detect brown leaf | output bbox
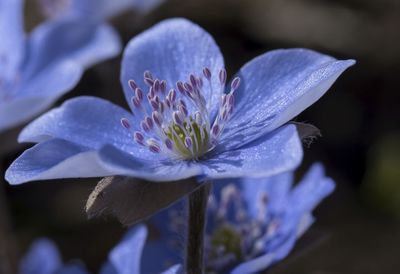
[85,176,199,226]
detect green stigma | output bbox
[165,117,209,159]
[210,224,242,260]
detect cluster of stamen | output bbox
[120,67,241,160]
[205,185,279,272]
[166,184,281,273]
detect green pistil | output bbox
[210,224,242,260]
[165,117,209,159]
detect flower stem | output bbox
[185,182,211,274]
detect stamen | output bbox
[121,68,239,159]
[120,118,131,129]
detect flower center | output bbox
[165,184,281,273]
[204,184,279,272]
[120,68,241,160]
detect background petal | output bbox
[289,162,336,213]
[22,16,120,78]
[222,49,355,147]
[200,124,303,180]
[106,225,147,274]
[121,18,224,116]
[0,0,25,79]
[19,238,62,274]
[160,264,182,274]
[239,171,294,219]
[18,96,157,160]
[0,60,83,132]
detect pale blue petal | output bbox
[5,138,201,185]
[19,238,62,274]
[289,163,335,213]
[121,18,224,117]
[239,172,293,219]
[230,253,274,274]
[0,61,83,132]
[23,16,120,78]
[108,225,147,274]
[5,139,115,185]
[160,264,182,274]
[18,96,157,161]
[222,49,355,148]
[98,144,204,182]
[200,125,302,180]
[0,0,25,79]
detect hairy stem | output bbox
[185,182,211,274]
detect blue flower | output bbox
[148,163,335,274]
[38,0,165,21]
[19,225,181,274]
[6,18,354,185]
[0,0,121,132]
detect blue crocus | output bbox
[38,0,165,21]
[6,18,354,185]
[0,0,121,132]
[147,163,335,274]
[19,225,181,274]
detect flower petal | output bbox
[5,139,114,185]
[107,225,147,274]
[160,265,182,274]
[222,49,355,148]
[230,253,274,274]
[239,171,293,219]
[0,61,83,132]
[121,18,224,116]
[18,96,157,161]
[0,0,25,78]
[200,124,303,180]
[98,144,204,182]
[289,162,335,213]
[22,16,120,78]
[19,238,62,274]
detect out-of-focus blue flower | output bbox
[19,225,181,274]
[0,0,121,132]
[19,238,88,274]
[38,0,165,21]
[148,163,335,274]
[6,18,354,185]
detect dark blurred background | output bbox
[1,0,400,273]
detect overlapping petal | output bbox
[200,124,303,180]
[18,96,156,160]
[121,18,224,117]
[5,138,202,185]
[222,49,355,149]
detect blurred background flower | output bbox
[1,0,400,273]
